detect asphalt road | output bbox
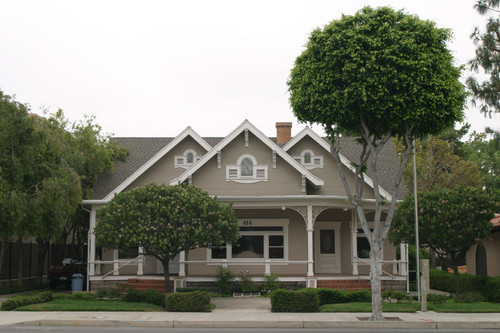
[1,328,500,333]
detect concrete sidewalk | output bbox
[1,310,500,329]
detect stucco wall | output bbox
[467,231,500,277]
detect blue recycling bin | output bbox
[72,273,84,292]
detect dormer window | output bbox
[174,149,200,169]
[226,154,268,183]
[293,150,323,170]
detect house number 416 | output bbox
[243,220,252,226]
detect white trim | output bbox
[170,120,324,187]
[174,149,201,169]
[283,126,392,201]
[103,127,211,200]
[225,154,269,183]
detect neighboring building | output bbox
[466,214,500,277]
[83,120,408,291]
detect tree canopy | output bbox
[287,6,465,320]
[95,183,239,292]
[390,186,499,293]
[467,0,500,116]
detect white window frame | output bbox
[208,219,289,262]
[225,154,269,183]
[174,149,200,169]
[293,149,323,170]
[354,222,383,261]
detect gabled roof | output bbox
[283,127,396,201]
[101,127,211,201]
[170,120,324,187]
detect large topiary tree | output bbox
[287,6,466,320]
[95,183,240,292]
[390,186,498,293]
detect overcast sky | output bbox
[1,0,499,139]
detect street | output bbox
[1,328,499,333]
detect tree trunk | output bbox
[16,237,23,288]
[370,240,384,321]
[162,259,171,293]
[452,265,461,294]
[35,239,49,285]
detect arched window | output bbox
[293,149,324,169]
[304,152,312,164]
[186,152,194,164]
[240,157,254,176]
[174,149,198,168]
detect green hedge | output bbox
[165,291,211,312]
[430,268,487,293]
[316,288,372,305]
[124,289,166,307]
[483,277,500,302]
[1,291,53,311]
[270,288,319,312]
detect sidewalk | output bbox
[1,310,500,329]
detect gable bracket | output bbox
[188,175,192,185]
[272,150,277,168]
[245,129,249,147]
[301,175,306,193]
[217,150,221,169]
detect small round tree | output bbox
[287,6,466,320]
[95,183,239,292]
[390,186,498,293]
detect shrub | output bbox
[216,267,235,295]
[71,292,95,300]
[95,288,122,300]
[382,289,408,301]
[240,275,258,293]
[262,274,281,294]
[124,289,166,307]
[270,288,319,312]
[165,291,211,312]
[1,291,53,311]
[454,292,484,303]
[483,277,500,302]
[176,287,209,293]
[427,293,449,304]
[346,290,371,303]
[430,268,487,293]
[316,288,347,305]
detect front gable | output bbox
[190,131,305,196]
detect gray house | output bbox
[83,120,408,291]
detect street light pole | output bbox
[413,139,420,302]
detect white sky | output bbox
[1,0,499,138]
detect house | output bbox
[82,120,408,291]
[466,214,500,277]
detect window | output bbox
[293,150,323,169]
[174,149,200,169]
[225,154,268,183]
[356,229,372,259]
[210,219,288,261]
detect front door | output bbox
[315,222,341,273]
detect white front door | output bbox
[315,222,341,273]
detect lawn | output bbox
[14,298,163,311]
[320,301,500,313]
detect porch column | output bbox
[400,243,407,276]
[351,211,359,275]
[88,207,97,276]
[179,251,186,277]
[307,205,314,277]
[113,249,119,275]
[137,247,144,275]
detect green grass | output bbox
[320,302,420,312]
[14,298,163,311]
[320,301,500,313]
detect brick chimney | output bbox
[276,122,292,144]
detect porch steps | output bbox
[127,278,174,292]
[316,279,371,291]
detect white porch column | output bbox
[113,249,119,275]
[400,243,407,276]
[307,205,314,277]
[89,207,97,276]
[137,247,144,275]
[179,251,186,277]
[351,211,359,275]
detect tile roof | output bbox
[492,214,500,231]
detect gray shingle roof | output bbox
[90,135,407,200]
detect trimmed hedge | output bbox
[124,289,166,307]
[430,268,487,293]
[483,277,500,302]
[165,291,211,312]
[270,288,319,312]
[1,291,53,311]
